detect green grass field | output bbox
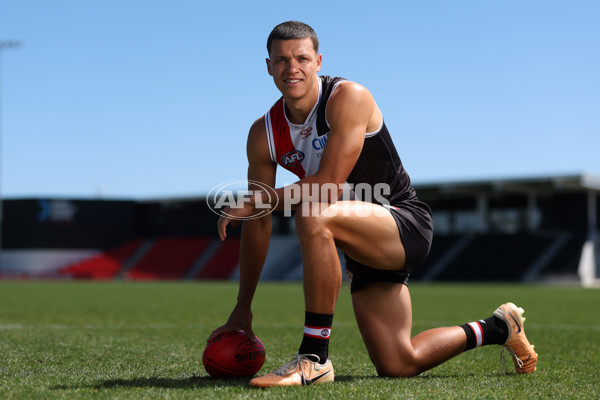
[1,281,599,399]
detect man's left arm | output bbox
[308,81,377,200]
[251,81,378,208]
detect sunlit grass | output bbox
[1,281,598,399]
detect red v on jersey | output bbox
[265,98,307,179]
[264,77,340,181]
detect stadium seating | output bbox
[414,233,565,282]
[58,239,144,280]
[542,230,586,275]
[125,237,212,280]
[32,230,594,283]
[411,234,464,281]
[255,235,303,280]
[193,237,241,280]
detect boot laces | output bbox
[274,354,321,376]
[500,346,524,373]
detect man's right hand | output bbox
[206,303,257,342]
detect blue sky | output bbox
[0,0,598,199]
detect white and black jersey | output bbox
[266,75,420,207]
[264,75,433,275]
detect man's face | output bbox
[267,38,322,100]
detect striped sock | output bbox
[298,311,333,364]
[460,315,509,351]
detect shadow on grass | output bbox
[52,372,492,391]
[52,374,384,391]
[52,375,251,390]
[335,373,485,382]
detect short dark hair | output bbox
[267,21,319,56]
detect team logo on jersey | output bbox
[281,150,305,167]
[299,127,313,139]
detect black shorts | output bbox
[345,198,433,294]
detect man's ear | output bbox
[316,53,322,72]
[266,58,273,76]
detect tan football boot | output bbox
[493,302,538,373]
[249,354,334,387]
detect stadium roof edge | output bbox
[580,173,600,191]
[412,173,600,195]
[3,173,599,203]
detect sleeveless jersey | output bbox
[264,75,418,207]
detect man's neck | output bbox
[284,77,320,124]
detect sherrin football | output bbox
[203,330,266,378]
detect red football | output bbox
[203,331,266,378]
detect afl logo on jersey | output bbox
[281,150,305,167]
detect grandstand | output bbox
[0,174,598,286]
